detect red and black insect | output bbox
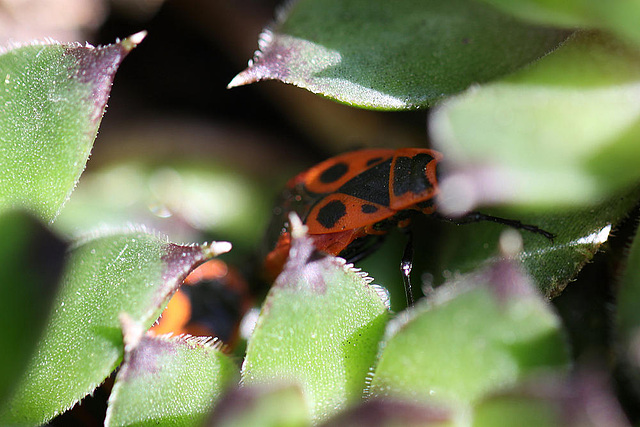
[263,148,552,303]
[151,259,253,347]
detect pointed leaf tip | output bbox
[234,0,569,109]
[227,70,253,89]
[106,330,237,427]
[243,224,388,421]
[0,230,230,425]
[205,241,232,257]
[122,31,147,51]
[0,36,139,221]
[369,262,568,408]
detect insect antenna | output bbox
[436,212,555,241]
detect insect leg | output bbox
[400,230,415,306]
[341,235,386,264]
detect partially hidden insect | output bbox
[151,259,253,346]
[262,148,553,304]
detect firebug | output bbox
[263,148,552,304]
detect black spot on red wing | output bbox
[366,157,384,167]
[361,204,378,214]
[392,153,435,197]
[337,159,391,206]
[319,162,349,184]
[316,199,347,229]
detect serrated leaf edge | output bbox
[0,31,146,56]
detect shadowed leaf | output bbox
[207,384,309,427]
[0,211,66,403]
[472,371,629,427]
[615,218,640,400]
[425,187,637,297]
[360,187,637,305]
[320,399,452,427]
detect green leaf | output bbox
[368,261,569,413]
[0,33,145,222]
[478,0,640,45]
[474,394,560,427]
[54,160,272,246]
[229,0,568,110]
[615,219,640,397]
[320,399,453,427]
[617,222,640,343]
[431,31,640,212]
[359,187,637,302]
[424,187,638,297]
[105,318,238,427]
[0,211,66,403]
[208,385,310,427]
[0,226,231,425]
[472,372,629,427]
[242,226,389,422]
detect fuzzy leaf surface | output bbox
[242,233,389,422]
[230,0,568,110]
[0,33,143,221]
[368,261,569,413]
[0,226,229,425]
[105,331,237,427]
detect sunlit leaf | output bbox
[230,0,568,110]
[0,226,230,425]
[478,0,640,45]
[0,32,145,221]
[432,32,640,212]
[242,225,389,422]
[368,261,569,413]
[105,319,238,427]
